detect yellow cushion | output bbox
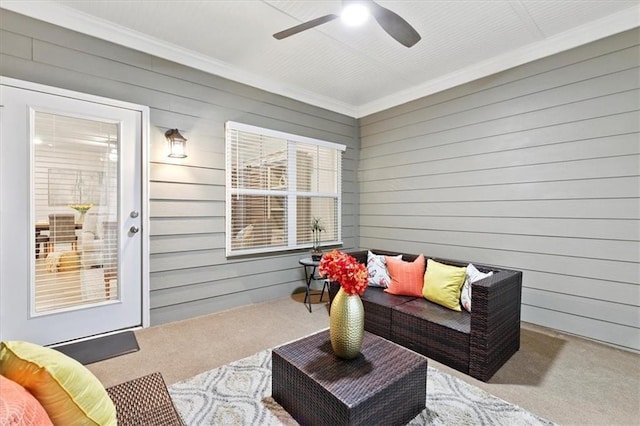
[422,259,467,311]
[58,251,81,272]
[0,341,116,426]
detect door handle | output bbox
[129,226,139,234]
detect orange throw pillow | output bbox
[0,375,53,426]
[384,254,425,297]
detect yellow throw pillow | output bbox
[423,259,467,311]
[0,341,116,426]
[58,250,81,272]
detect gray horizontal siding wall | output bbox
[0,9,359,325]
[359,28,639,351]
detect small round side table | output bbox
[298,257,329,313]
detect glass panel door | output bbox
[0,78,146,346]
[33,112,119,313]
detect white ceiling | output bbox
[2,1,639,118]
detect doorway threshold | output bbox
[53,330,139,365]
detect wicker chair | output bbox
[329,249,523,382]
[106,372,184,425]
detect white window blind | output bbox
[225,121,345,256]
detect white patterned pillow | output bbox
[460,263,493,313]
[367,251,401,287]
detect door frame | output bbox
[0,76,150,333]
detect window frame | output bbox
[225,121,346,257]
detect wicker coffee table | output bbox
[272,329,427,425]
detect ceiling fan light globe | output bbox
[341,3,369,26]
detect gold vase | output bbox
[329,286,364,359]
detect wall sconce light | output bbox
[165,128,187,158]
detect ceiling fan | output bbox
[273,0,421,48]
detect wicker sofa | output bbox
[328,249,523,382]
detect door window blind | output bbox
[33,112,119,313]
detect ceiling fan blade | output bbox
[369,1,421,47]
[273,14,339,40]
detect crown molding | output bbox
[355,4,640,118]
[2,1,638,119]
[0,0,358,117]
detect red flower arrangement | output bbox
[319,250,368,296]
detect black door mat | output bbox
[54,331,139,365]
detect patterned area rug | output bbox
[169,350,555,425]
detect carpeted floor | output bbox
[87,292,640,425]
[168,348,554,426]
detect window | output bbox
[225,121,345,256]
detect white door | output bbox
[0,78,148,346]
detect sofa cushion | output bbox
[361,287,415,340]
[384,254,425,297]
[362,286,415,307]
[460,263,494,313]
[393,297,471,335]
[423,259,467,311]
[367,251,401,287]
